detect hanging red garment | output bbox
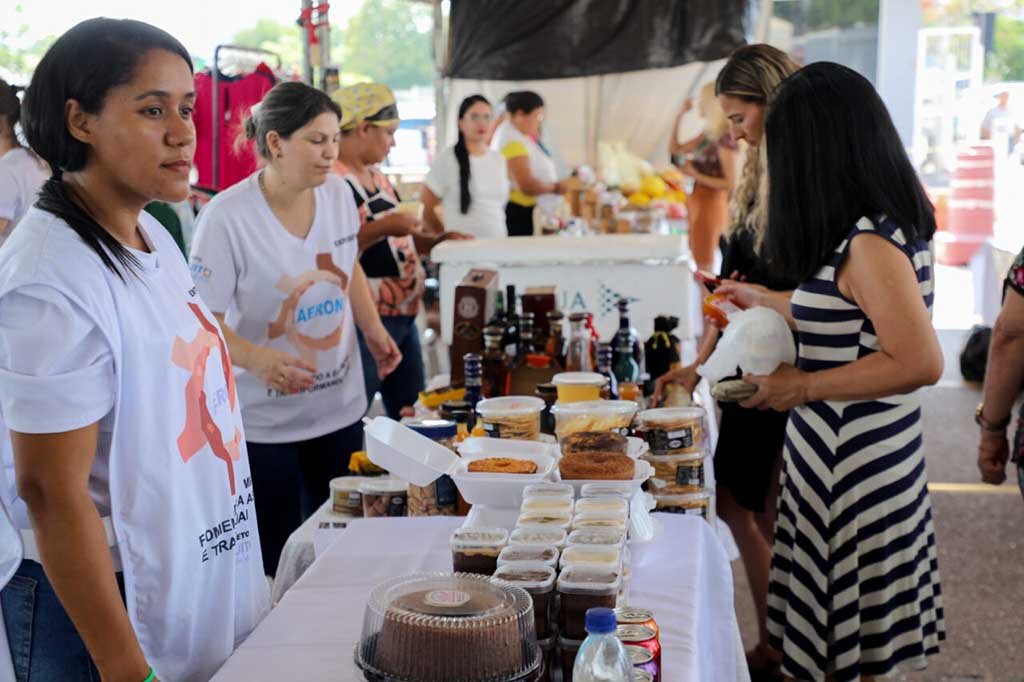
[193,63,276,191]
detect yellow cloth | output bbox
[333,82,397,131]
[501,141,536,207]
[348,450,386,475]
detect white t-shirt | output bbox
[491,120,562,214]
[190,173,366,443]
[0,147,48,246]
[424,146,509,238]
[0,208,269,680]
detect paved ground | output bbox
[729,264,1024,681]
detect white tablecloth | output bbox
[212,514,749,682]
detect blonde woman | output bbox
[655,44,799,678]
[670,82,737,271]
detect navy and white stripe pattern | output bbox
[767,217,945,681]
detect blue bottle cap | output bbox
[584,607,617,635]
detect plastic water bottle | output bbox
[573,607,634,681]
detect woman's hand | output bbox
[249,346,316,394]
[365,326,403,379]
[377,212,422,238]
[740,364,810,411]
[652,364,700,407]
[715,280,769,310]
[679,161,698,178]
[978,429,1010,485]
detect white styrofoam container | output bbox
[458,437,559,460]
[453,452,556,507]
[461,505,520,530]
[556,459,654,497]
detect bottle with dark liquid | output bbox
[565,312,593,372]
[464,353,483,411]
[613,335,641,404]
[511,313,535,370]
[481,326,509,398]
[503,285,519,357]
[611,298,645,374]
[596,342,619,400]
[546,311,567,369]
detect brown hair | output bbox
[715,44,799,237]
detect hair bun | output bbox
[243,113,258,140]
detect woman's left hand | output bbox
[366,327,403,379]
[739,364,810,411]
[679,161,698,178]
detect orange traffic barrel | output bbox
[937,144,995,266]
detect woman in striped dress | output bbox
[717,62,946,680]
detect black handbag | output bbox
[959,324,992,383]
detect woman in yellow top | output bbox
[492,91,567,236]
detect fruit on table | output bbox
[627,192,651,207]
[639,175,667,199]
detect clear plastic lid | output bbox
[559,545,622,571]
[571,512,628,532]
[358,478,409,495]
[475,396,546,418]
[551,372,607,387]
[522,482,575,499]
[516,512,572,530]
[497,544,559,569]
[509,526,567,548]
[520,497,574,516]
[450,528,509,552]
[566,528,626,548]
[636,406,706,429]
[580,482,635,500]
[551,400,639,438]
[653,491,713,508]
[330,476,365,493]
[556,564,621,595]
[354,572,541,682]
[574,496,629,517]
[493,562,557,593]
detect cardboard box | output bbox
[450,269,498,383]
[522,286,557,340]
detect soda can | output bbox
[624,644,660,682]
[617,624,661,675]
[615,607,659,641]
[634,670,654,682]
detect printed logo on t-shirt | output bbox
[267,253,350,366]
[189,259,213,284]
[172,303,243,495]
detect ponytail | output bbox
[454,94,490,216]
[34,171,141,281]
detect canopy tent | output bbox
[434,0,765,169]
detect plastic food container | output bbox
[566,528,626,548]
[653,491,713,519]
[634,407,705,455]
[359,478,409,518]
[329,476,366,516]
[406,420,460,516]
[354,572,540,682]
[558,635,583,680]
[450,528,508,576]
[521,496,574,517]
[497,544,559,570]
[574,496,630,518]
[557,565,621,639]
[552,400,639,440]
[571,512,628,533]
[522,482,575,500]
[580,482,636,500]
[645,451,708,494]
[559,545,623,571]
[552,372,607,403]
[557,457,653,498]
[493,563,557,640]
[475,396,546,441]
[509,526,567,549]
[516,511,572,531]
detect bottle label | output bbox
[483,421,501,438]
[640,427,695,452]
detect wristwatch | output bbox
[975,403,1011,432]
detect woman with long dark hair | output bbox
[654,44,798,677]
[421,95,509,239]
[720,62,945,681]
[0,78,48,245]
[492,91,566,236]
[0,18,268,681]
[189,81,401,578]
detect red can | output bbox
[624,644,660,682]
[617,624,661,677]
[615,607,659,641]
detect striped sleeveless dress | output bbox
[767,217,946,681]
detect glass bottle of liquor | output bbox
[613,335,641,403]
[481,326,509,398]
[464,353,484,410]
[595,342,619,400]
[565,312,594,372]
[512,313,535,369]
[611,298,644,372]
[503,285,519,357]
[546,311,567,369]
[489,290,506,329]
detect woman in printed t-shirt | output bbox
[0,77,49,246]
[0,19,268,681]
[420,95,510,239]
[189,82,401,578]
[334,82,467,420]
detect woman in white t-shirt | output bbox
[0,18,269,682]
[0,78,49,247]
[421,95,509,239]
[189,82,401,578]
